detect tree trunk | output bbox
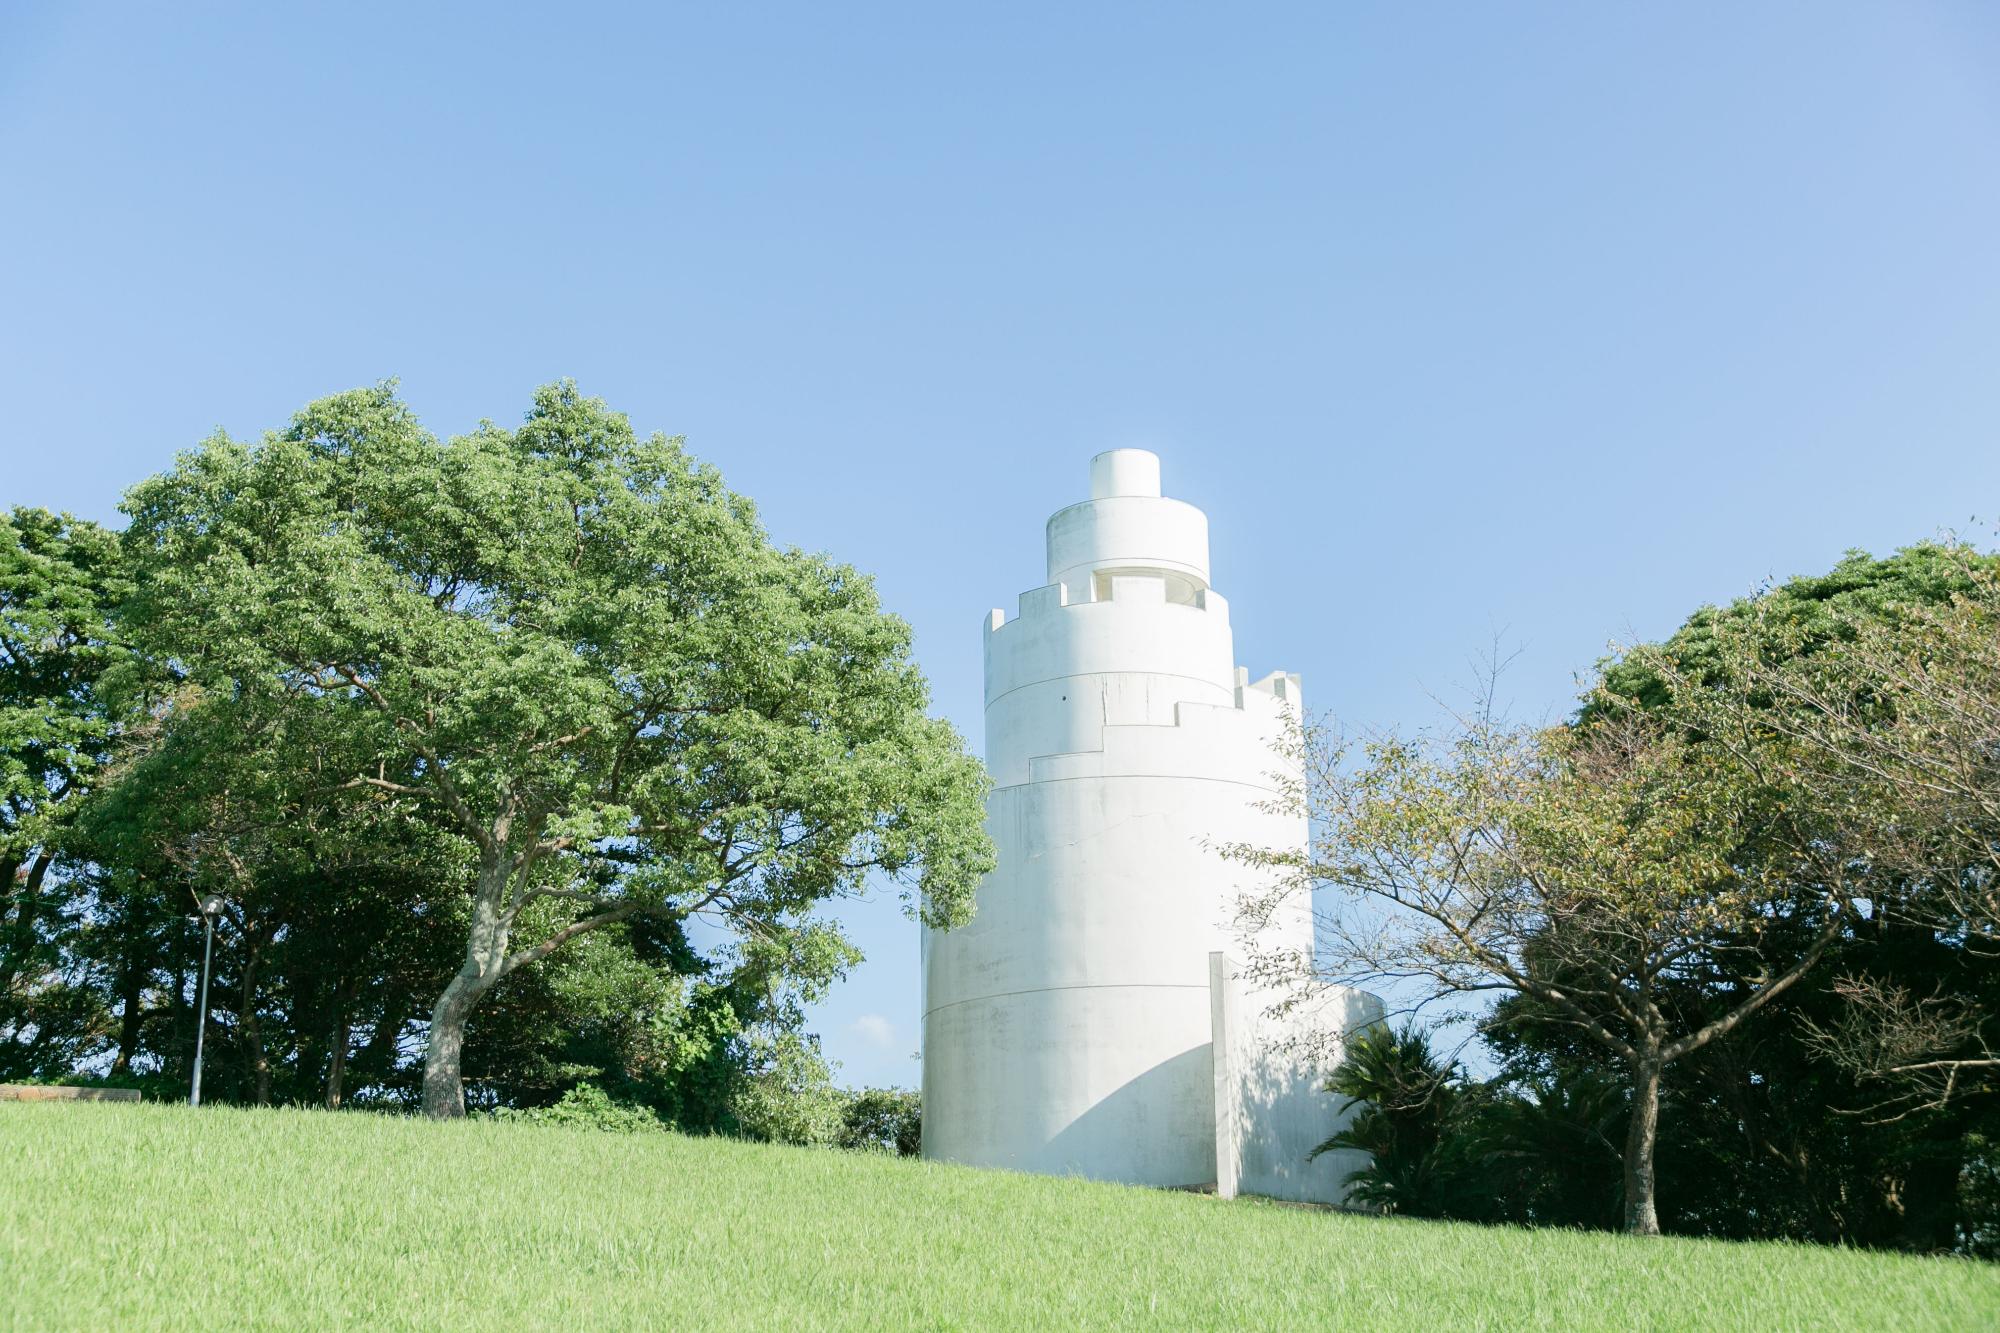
[420,870,511,1119]
[239,924,273,1105]
[169,958,188,1069]
[0,850,53,997]
[112,959,146,1074]
[420,965,497,1117]
[324,974,355,1109]
[1623,1057,1664,1236]
[110,891,151,1075]
[0,855,20,996]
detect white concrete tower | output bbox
[923,449,1371,1199]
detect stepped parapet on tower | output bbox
[922,449,1380,1201]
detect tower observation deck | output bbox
[921,449,1379,1200]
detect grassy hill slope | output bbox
[2,1102,1993,1330]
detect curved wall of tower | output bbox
[922,449,1334,1190]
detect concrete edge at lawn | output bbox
[0,1084,140,1103]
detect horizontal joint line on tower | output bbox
[1043,496,1203,523]
[985,670,1234,709]
[989,773,1285,796]
[923,982,1212,1020]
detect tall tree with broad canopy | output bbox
[1456,544,2000,1249]
[119,382,993,1117]
[79,683,473,1105]
[0,508,126,1073]
[1227,681,1858,1236]
[1638,545,2000,1123]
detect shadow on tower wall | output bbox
[1041,1041,1217,1189]
[1215,953,1381,1205]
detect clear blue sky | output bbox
[4,4,1997,1088]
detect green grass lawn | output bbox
[2,1102,1993,1330]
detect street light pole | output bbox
[189,895,223,1107]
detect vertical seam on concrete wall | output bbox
[1209,950,1238,1201]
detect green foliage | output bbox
[1318,1025,1626,1230]
[839,1086,921,1156]
[118,379,992,935]
[1475,1067,1627,1232]
[1243,542,2000,1239]
[7,1103,1996,1330]
[1591,542,2000,719]
[728,1031,847,1146]
[0,1072,148,1091]
[492,1082,667,1135]
[0,508,124,863]
[1600,543,2000,1248]
[106,380,992,1114]
[1962,1135,2000,1258]
[1315,1026,1474,1217]
[1484,932,1997,1250]
[0,382,989,1127]
[1238,666,1848,1232]
[1426,543,2000,1250]
[0,508,128,1077]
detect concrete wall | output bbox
[1210,953,1381,1204]
[922,449,1374,1200]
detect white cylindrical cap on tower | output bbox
[1047,450,1209,593]
[926,447,1376,1204]
[1089,449,1161,499]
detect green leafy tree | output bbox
[1486,965,1989,1248]
[1314,1024,1625,1228]
[0,509,125,1074]
[1230,676,1854,1235]
[118,382,992,1117]
[462,910,854,1134]
[1726,556,2000,1118]
[1312,1025,1493,1219]
[1468,544,2000,1250]
[75,664,458,1104]
[1475,1066,1628,1230]
[729,1030,848,1146]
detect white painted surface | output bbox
[923,450,1375,1201]
[1089,447,1161,500]
[1210,951,1384,1203]
[1209,951,1241,1200]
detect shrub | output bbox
[839,1088,920,1156]
[494,1083,667,1135]
[729,1034,846,1146]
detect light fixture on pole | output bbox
[189,894,224,1108]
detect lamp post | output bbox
[189,894,223,1107]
